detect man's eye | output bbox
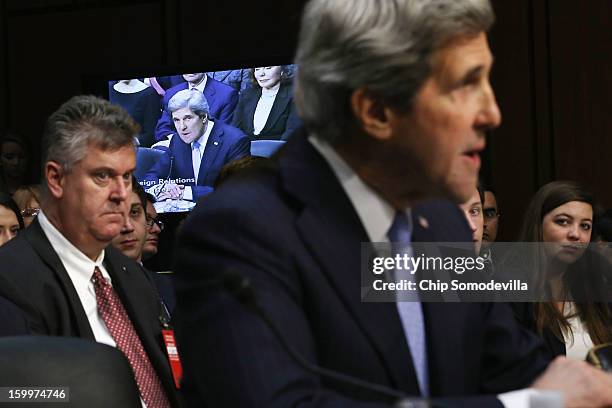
[469,207,481,216]
[483,209,496,218]
[96,172,110,181]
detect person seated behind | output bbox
[142,89,250,204]
[512,181,612,360]
[111,176,148,263]
[154,73,238,141]
[0,132,32,195]
[12,184,42,227]
[109,79,161,148]
[459,184,485,255]
[142,193,163,262]
[483,186,500,244]
[0,193,24,247]
[207,70,252,94]
[231,66,302,141]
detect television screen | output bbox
[105,64,299,214]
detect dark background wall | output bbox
[0,0,610,242]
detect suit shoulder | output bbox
[216,122,248,141]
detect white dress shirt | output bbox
[563,303,594,360]
[189,75,208,93]
[38,210,148,408]
[308,136,560,408]
[38,211,116,347]
[253,83,280,136]
[183,120,215,201]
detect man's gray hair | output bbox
[294,0,494,143]
[42,95,139,172]
[168,89,210,118]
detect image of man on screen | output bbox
[154,72,238,142]
[142,89,249,210]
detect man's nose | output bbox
[122,216,135,234]
[476,81,502,131]
[110,177,129,203]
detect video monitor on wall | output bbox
[104,64,300,214]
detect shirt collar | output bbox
[190,75,208,93]
[37,210,108,289]
[261,82,280,97]
[309,136,411,243]
[191,120,215,150]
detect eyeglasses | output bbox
[21,207,40,218]
[483,208,500,220]
[145,216,164,231]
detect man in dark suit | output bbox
[0,96,179,407]
[143,89,250,203]
[174,1,612,407]
[154,72,238,141]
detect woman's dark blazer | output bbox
[231,82,302,141]
[511,302,566,358]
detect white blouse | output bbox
[563,303,594,360]
[253,83,280,136]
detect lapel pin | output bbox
[418,216,429,230]
[213,141,219,146]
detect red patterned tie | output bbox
[92,267,171,408]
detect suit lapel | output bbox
[281,133,420,393]
[204,79,217,109]
[103,248,176,397]
[243,89,261,134]
[260,84,291,135]
[24,219,95,340]
[198,122,224,184]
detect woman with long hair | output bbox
[513,181,612,359]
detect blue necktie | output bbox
[192,140,202,183]
[387,211,429,396]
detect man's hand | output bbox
[156,182,184,200]
[532,356,612,407]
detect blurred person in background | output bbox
[0,132,32,195]
[512,181,612,359]
[231,66,302,141]
[141,193,163,261]
[0,193,24,246]
[459,184,485,255]
[482,187,500,244]
[12,184,42,227]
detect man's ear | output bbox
[350,88,395,141]
[45,161,65,199]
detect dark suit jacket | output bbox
[173,129,551,407]
[0,295,30,336]
[231,82,302,141]
[0,219,180,407]
[143,121,250,201]
[155,78,239,141]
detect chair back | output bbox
[0,336,141,407]
[250,140,285,158]
[135,147,165,179]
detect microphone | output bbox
[221,269,440,408]
[166,155,175,182]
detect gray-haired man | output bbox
[174,0,612,407]
[0,96,180,407]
